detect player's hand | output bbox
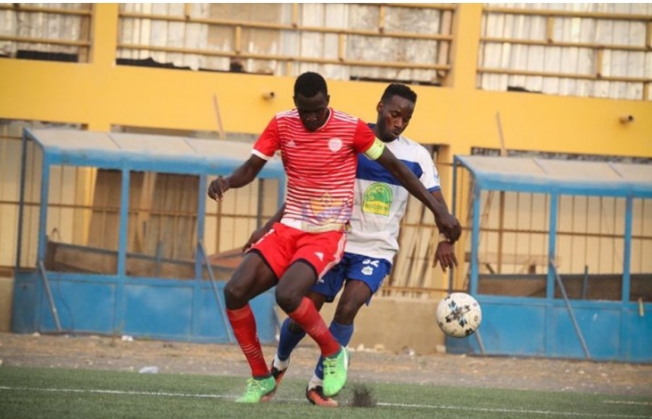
[242,227,268,252]
[207,176,230,201]
[435,213,462,243]
[433,240,458,273]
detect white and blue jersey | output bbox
[346,133,441,263]
[312,131,441,302]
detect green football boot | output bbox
[235,376,276,403]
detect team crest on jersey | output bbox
[328,137,343,152]
[362,183,393,216]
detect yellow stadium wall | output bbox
[1,4,651,351]
[0,4,650,160]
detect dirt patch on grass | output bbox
[1,332,651,397]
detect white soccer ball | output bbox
[436,292,482,338]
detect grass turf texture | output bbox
[0,366,650,419]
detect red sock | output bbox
[226,305,269,378]
[288,297,340,357]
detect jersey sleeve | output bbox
[417,146,441,192]
[252,117,280,160]
[353,119,385,160]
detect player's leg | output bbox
[332,280,373,324]
[224,252,279,310]
[271,290,327,385]
[275,259,347,374]
[307,255,391,406]
[275,261,340,355]
[224,227,288,403]
[277,290,328,362]
[304,280,370,407]
[275,229,349,397]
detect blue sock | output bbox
[315,321,354,380]
[277,317,307,361]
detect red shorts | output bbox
[249,222,346,280]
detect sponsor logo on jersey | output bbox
[307,192,349,224]
[362,183,393,216]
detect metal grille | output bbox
[2,123,281,279]
[116,3,454,83]
[479,3,652,100]
[0,3,92,62]
[454,161,652,302]
[1,121,84,271]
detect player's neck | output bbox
[316,108,331,131]
[371,124,382,140]
[370,123,397,143]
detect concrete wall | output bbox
[278,296,447,356]
[324,297,446,355]
[0,276,14,332]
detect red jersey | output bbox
[253,108,379,232]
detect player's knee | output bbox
[223,282,238,307]
[275,287,301,313]
[223,279,248,308]
[334,299,363,324]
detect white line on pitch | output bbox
[376,402,651,418]
[0,386,231,399]
[0,386,650,419]
[604,401,652,406]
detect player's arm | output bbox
[208,117,280,201]
[207,155,267,201]
[431,190,448,211]
[242,203,286,252]
[430,190,458,272]
[374,147,461,242]
[431,190,452,235]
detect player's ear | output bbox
[325,94,330,105]
[292,96,297,107]
[376,101,383,113]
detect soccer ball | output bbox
[436,292,482,338]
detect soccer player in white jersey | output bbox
[245,83,459,406]
[208,74,461,403]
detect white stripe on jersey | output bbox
[259,108,374,231]
[332,113,358,124]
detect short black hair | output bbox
[380,83,417,104]
[294,72,328,97]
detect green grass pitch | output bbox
[0,366,650,419]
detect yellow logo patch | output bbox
[362,183,392,216]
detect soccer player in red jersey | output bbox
[207,72,461,403]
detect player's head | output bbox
[294,72,330,132]
[375,83,417,143]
